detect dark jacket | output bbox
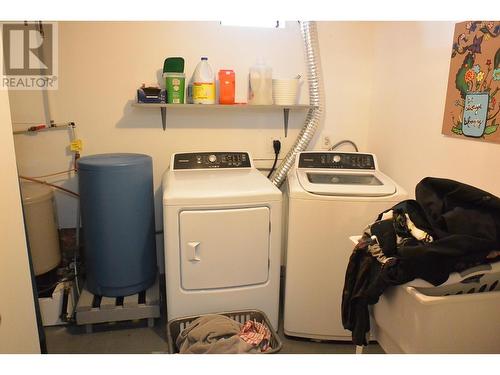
[341,177,500,346]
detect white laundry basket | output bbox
[372,261,500,354]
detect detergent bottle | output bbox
[192,57,215,104]
[248,58,273,105]
[218,69,235,104]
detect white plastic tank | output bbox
[20,182,61,276]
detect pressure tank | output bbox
[78,153,157,297]
[20,182,61,276]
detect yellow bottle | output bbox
[192,57,215,104]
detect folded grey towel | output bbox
[176,314,259,354]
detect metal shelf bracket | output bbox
[160,107,166,130]
[283,108,290,137]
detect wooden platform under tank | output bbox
[75,276,160,333]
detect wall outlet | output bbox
[269,136,283,154]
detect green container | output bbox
[164,72,185,104]
[163,57,185,74]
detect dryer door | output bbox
[179,206,270,290]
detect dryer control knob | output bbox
[333,155,341,163]
[208,154,217,163]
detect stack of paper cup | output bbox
[272,78,300,105]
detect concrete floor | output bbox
[44,316,384,354]
[43,240,383,354]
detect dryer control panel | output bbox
[298,152,376,170]
[173,152,252,170]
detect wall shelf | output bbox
[131,103,314,136]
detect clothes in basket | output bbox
[176,314,272,354]
[239,320,271,352]
[342,177,500,346]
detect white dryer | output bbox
[163,152,282,329]
[284,151,407,340]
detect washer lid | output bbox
[297,169,397,197]
[295,151,397,197]
[163,168,282,205]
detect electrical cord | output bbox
[267,140,282,178]
[329,140,359,152]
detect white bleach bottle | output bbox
[192,57,215,104]
[248,58,273,105]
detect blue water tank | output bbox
[78,153,157,297]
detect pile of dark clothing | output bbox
[341,177,500,346]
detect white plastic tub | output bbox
[372,261,500,354]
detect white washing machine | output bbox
[163,152,282,329]
[284,151,407,340]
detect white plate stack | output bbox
[272,79,300,105]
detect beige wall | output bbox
[315,22,375,150]
[10,21,374,229]
[0,86,41,352]
[368,22,500,196]
[10,21,499,230]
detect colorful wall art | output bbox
[442,21,500,143]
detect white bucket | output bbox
[272,78,300,105]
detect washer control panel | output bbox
[173,152,251,170]
[298,152,376,170]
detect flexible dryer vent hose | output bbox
[270,21,324,188]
